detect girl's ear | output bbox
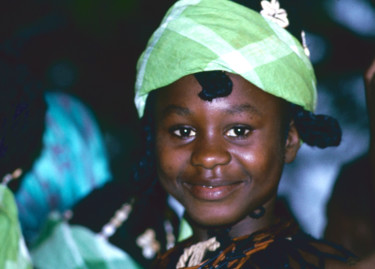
[284,120,301,164]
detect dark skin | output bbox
[365,58,375,186]
[153,73,301,242]
[322,59,375,269]
[342,58,375,269]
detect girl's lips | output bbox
[183,181,244,201]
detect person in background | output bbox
[0,45,139,269]
[324,58,375,261]
[15,87,112,243]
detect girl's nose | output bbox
[190,136,231,169]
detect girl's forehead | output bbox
[156,74,280,102]
[154,73,287,116]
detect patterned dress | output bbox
[153,219,357,269]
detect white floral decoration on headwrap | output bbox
[260,0,289,28]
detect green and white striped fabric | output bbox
[135,0,317,118]
[0,185,32,269]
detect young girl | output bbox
[132,0,356,267]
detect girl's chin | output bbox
[187,212,241,229]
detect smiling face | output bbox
[154,73,300,232]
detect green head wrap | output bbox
[134,0,317,118]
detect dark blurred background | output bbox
[1,0,374,238]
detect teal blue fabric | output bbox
[16,92,112,242]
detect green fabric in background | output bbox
[30,213,142,269]
[0,185,32,269]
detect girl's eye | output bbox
[172,127,196,138]
[226,126,251,137]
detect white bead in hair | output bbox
[301,30,311,58]
[98,201,133,240]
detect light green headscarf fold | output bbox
[135,0,317,118]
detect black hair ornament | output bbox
[291,105,342,149]
[194,71,233,101]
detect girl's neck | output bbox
[190,200,276,242]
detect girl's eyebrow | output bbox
[161,103,262,117]
[225,103,262,116]
[162,105,191,117]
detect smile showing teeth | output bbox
[183,182,244,201]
